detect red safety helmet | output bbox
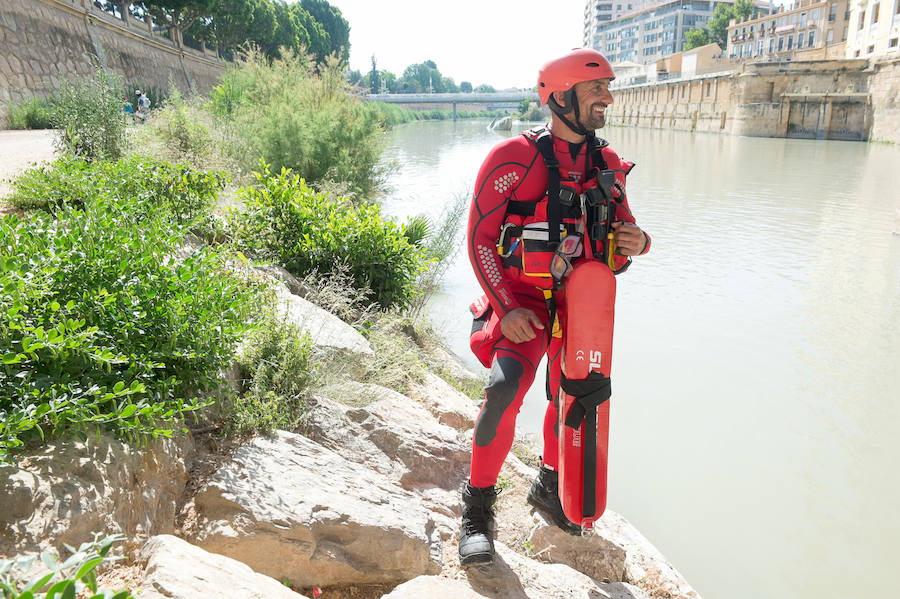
[537,48,615,105]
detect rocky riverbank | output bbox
[0,260,701,599]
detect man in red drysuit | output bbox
[459,48,651,566]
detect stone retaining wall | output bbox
[607,58,899,143]
[0,0,226,123]
[869,57,900,143]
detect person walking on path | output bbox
[459,48,651,566]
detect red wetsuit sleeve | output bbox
[467,138,541,318]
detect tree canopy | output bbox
[133,0,349,62]
[683,27,712,51]
[706,0,760,49]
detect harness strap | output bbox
[533,129,562,245]
[561,372,611,429]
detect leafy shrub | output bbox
[231,163,425,310]
[52,67,129,161]
[6,97,54,130]
[148,87,213,163]
[0,533,133,599]
[208,49,388,198]
[0,195,265,463]
[6,155,226,225]
[227,316,316,436]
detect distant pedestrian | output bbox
[123,95,134,124]
[135,89,150,122]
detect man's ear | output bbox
[552,90,567,108]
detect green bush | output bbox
[0,533,133,599]
[52,67,129,161]
[6,97,54,130]
[149,87,214,164]
[227,317,316,436]
[6,155,226,226]
[208,49,388,198]
[231,163,425,310]
[0,193,265,463]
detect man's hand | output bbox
[500,308,545,344]
[612,222,647,256]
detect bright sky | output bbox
[324,0,587,90]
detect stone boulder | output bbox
[343,385,471,490]
[136,534,309,599]
[408,371,480,431]
[189,430,441,587]
[304,391,404,481]
[463,541,650,599]
[381,575,485,598]
[0,434,192,557]
[274,283,372,358]
[527,520,627,583]
[593,511,700,599]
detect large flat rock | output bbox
[190,430,441,587]
[0,434,192,557]
[137,535,310,599]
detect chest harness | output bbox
[496,126,632,295]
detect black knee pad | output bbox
[474,356,524,447]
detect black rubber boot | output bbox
[526,466,582,535]
[458,483,497,566]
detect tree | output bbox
[136,0,216,46]
[707,0,758,50]
[399,61,446,93]
[380,71,398,93]
[300,0,350,62]
[460,81,472,93]
[368,55,380,93]
[346,69,363,86]
[684,27,711,51]
[474,84,496,93]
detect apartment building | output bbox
[584,0,754,66]
[846,0,900,58]
[725,0,851,61]
[583,0,654,46]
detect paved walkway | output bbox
[0,129,56,204]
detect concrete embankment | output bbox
[607,57,900,143]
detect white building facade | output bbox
[846,0,900,58]
[583,0,748,66]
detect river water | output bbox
[376,120,900,599]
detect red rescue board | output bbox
[557,260,616,530]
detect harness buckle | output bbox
[496,222,518,258]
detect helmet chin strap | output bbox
[549,88,589,137]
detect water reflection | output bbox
[378,120,900,599]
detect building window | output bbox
[770,38,775,53]
[778,36,784,51]
[758,39,765,54]
[808,30,815,46]
[897,0,900,15]
[890,38,899,48]
[799,33,805,48]
[854,49,860,57]
[787,35,793,50]
[827,29,834,44]
[828,2,837,22]
[858,10,865,29]
[706,82,711,97]
[811,8,819,21]
[800,12,807,24]
[843,27,847,41]
[872,3,879,23]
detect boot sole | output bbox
[459,551,494,567]
[526,488,582,536]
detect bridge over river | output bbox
[364,92,539,119]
